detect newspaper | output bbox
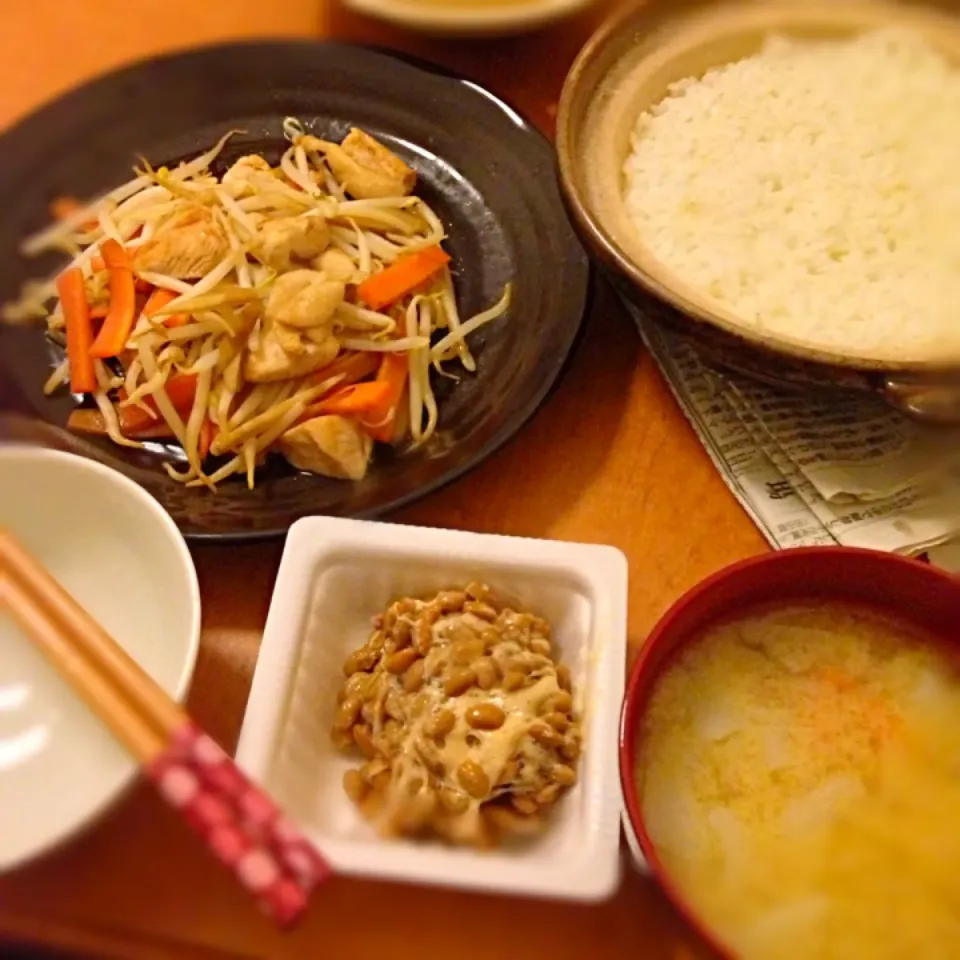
[627,303,960,561]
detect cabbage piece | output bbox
[692,693,747,742]
[733,895,829,959]
[780,774,865,835]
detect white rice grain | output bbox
[622,29,960,362]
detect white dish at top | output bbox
[235,516,627,901]
[341,0,595,36]
[0,446,201,872]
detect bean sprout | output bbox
[4,119,510,488]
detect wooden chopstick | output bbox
[0,527,331,926]
[0,565,167,759]
[0,528,178,760]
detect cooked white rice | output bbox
[622,29,960,362]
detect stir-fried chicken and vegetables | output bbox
[4,121,510,487]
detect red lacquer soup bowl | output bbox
[618,547,960,958]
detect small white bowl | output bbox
[236,516,627,901]
[0,446,200,871]
[341,0,596,36]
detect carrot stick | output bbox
[300,381,391,420]
[67,408,175,439]
[198,418,217,460]
[90,303,109,320]
[65,372,198,439]
[116,373,198,433]
[90,240,136,358]
[357,246,451,311]
[56,268,96,394]
[90,254,152,295]
[293,353,383,426]
[142,288,176,315]
[160,373,198,412]
[50,197,82,221]
[119,405,162,434]
[143,288,187,328]
[50,196,98,232]
[311,352,380,387]
[360,353,408,443]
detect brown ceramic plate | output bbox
[0,42,589,539]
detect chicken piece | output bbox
[255,216,330,272]
[272,320,304,354]
[295,134,326,152]
[318,128,416,200]
[264,269,344,329]
[222,155,272,196]
[244,269,343,382]
[277,415,373,480]
[313,247,358,283]
[304,324,337,345]
[243,321,339,383]
[133,208,229,278]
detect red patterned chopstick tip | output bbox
[147,721,331,926]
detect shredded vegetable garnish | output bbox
[3,120,510,487]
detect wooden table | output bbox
[0,2,767,957]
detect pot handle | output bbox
[882,376,960,424]
[621,810,650,873]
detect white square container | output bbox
[235,516,628,901]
